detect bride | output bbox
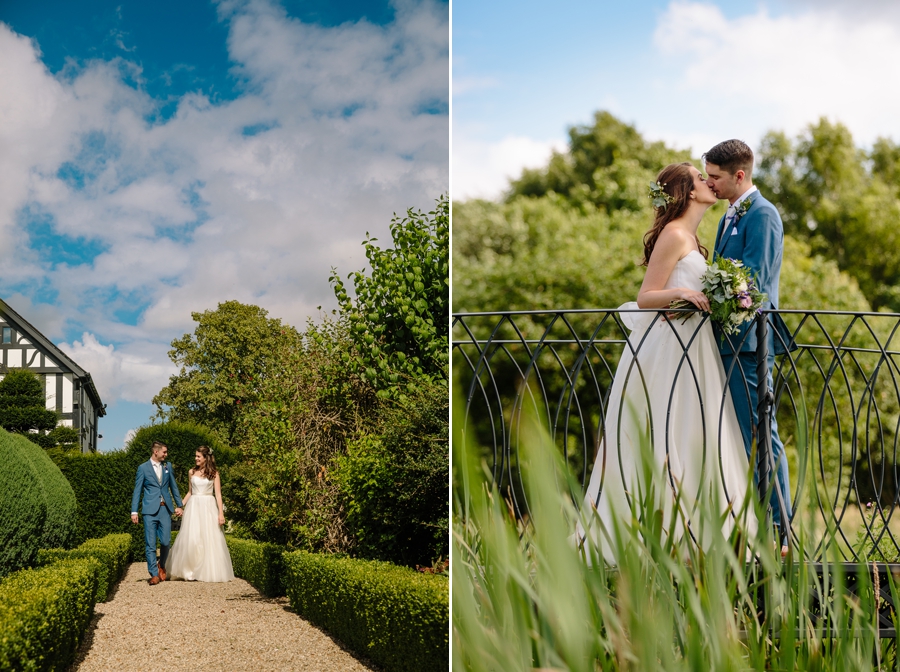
[576,162,757,559]
[168,445,235,582]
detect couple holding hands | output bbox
[130,441,234,584]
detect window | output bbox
[2,328,11,344]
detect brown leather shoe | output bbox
[158,566,167,581]
[149,575,161,585]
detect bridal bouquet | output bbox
[669,256,767,335]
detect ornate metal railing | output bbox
[453,308,900,564]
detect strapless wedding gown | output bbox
[576,250,757,559]
[168,475,234,582]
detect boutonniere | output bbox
[733,196,752,222]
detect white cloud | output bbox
[59,333,177,405]
[453,133,565,201]
[652,2,900,148]
[0,0,448,406]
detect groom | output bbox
[131,441,183,585]
[704,139,793,540]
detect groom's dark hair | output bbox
[150,441,167,453]
[703,140,753,176]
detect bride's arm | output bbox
[637,231,710,311]
[182,469,193,507]
[213,473,225,527]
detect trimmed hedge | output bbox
[226,536,285,597]
[37,533,132,602]
[0,428,77,577]
[0,557,100,671]
[50,421,234,558]
[283,550,448,672]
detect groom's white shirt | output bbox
[724,184,758,224]
[131,457,164,515]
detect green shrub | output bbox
[0,557,100,671]
[37,533,131,602]
[50,420,234,558]
[283,550,448,672]
[226,536,285,597]
[333,381,448,567]
[0,428,77,577]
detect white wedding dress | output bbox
[576,250,757,560]
[168,474,235,582]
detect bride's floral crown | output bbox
[648,181,675,209]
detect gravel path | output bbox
[70,562,379,671]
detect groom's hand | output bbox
[131,513,139,524]
[175,507,184,517]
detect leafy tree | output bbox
[756,118,900,310]
[226,316,375,552]
[47,426,80,452]
[509,111,693,212]
[152,301,301,442]
[330,195,448,400]
[0,369,58,447]
[333,381,448,566]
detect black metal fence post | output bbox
[755,314,773,529]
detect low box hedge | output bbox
[226,536,285,597]
[283,550,448,672]
[0,557,100,671]
[37,533,132,602]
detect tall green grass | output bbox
[452,401,898,671]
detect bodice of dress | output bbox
[190,475,214,496]
[664,250,706,292]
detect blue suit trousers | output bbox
[722,352,792,533]
[143,503,172,577]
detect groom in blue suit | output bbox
[131,441,183,584]
[704,139,793,543]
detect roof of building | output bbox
[0,298,106,416]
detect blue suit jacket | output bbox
[713,189,794,356]
[131,460,184,516]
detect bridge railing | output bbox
[453,308,900,562]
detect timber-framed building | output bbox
[0,299,105,453]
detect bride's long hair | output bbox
[641,162,709,266]
[195,445,218,480]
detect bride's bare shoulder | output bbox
[656,224,694,256]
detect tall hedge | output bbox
[0,428,77,577]
[50,421,234,557]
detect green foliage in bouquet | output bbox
[671,256,767,335]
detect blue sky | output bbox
[0,0,448,450]
[453,0,900,198]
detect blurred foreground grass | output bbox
[452,400,900,671]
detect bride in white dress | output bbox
[576,162,757,560]
[168,445,234,582]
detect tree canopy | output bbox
[152,300,301,442]
[330,195,449,400]
[756,117,900,311]
[509,111,693,212]
[0,369,59,447]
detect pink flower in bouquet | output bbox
[738,292,753,308]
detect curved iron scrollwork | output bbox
[453,308,900,562]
